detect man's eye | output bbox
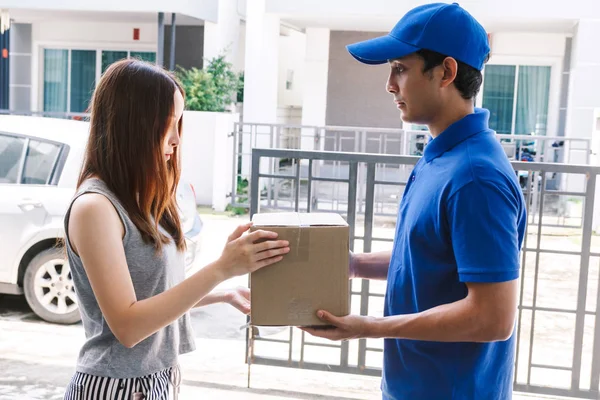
[395,66,404,73]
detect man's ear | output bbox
[440,57,458,88]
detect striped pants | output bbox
[64,366,181,400]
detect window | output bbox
[101,51,156,73]
[482,65,551,136]
[22,140,61,185]
[482,65,515,134]
[514,66,551,136]
[0,134,25,184]
[70,50,97,113]
[43,49,68,113]
[43,49,157,113]
[101,51,127,73]
[130,51,156,64]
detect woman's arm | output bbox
[69,194,288,348]
[194,287,251,314]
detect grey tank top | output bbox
[64,178,196,378]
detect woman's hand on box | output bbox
[217,223,290,279]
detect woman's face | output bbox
[163,89,184,162]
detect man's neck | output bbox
[427,102,475,138]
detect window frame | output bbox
[37,44,157,113]
[476,54,561,138]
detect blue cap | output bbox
[346,3,490,71]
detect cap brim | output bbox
[346,35,420,65]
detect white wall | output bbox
[276,106,302,125]
[277,29,306,107]
[488,32,566,58]
[32,20,158,46]
[3,0,219,22]
[180,111,238,211]
[203,0,242,66]
[592,108,600,233]
[237,22,305,109]
[30,20,158,111]
[266,0,600,23]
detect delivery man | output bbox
[302,3,527,399]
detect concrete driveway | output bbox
[0,212,576,400]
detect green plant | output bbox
[236,72,244,103]
[176,67,218,111]
[226,204,248,216]
[224,177,250,216]
[176,53,243,112]
[237,176,249,192]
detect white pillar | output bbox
[180,111,238,211]
[241,0,280,182]
[202,0,241,66]
[565,19,600,194]
[565,19,600,232]
[201,0,243,205]
[301,28,330,151]
[242,0,279,123]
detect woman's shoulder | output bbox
[70,192,122,230]
[67,192,125,255]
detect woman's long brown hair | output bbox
[78,59,186,253]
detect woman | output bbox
[63,59,289,399]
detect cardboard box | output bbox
[250,212,350,327]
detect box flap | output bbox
[251,212,300,226]
[298,213,348,226]
[252,212,347,227]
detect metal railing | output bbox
[0,109,90,120]
[248,148,600,399]
[232,123,591,228]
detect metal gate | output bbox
[247,148,600,399]
[231,122,591,222]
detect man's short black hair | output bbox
[415,49,489,100]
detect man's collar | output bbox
[423,108,490,162]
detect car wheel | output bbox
[23,248,81,324]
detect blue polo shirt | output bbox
[382,108,526,400]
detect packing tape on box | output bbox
[251,221,310,261]
[285,226,309,263]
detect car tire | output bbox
[23,248,81,324]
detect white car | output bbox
[0,115,203,324]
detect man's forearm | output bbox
[365,296,514,342]
[352,251,392,280]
